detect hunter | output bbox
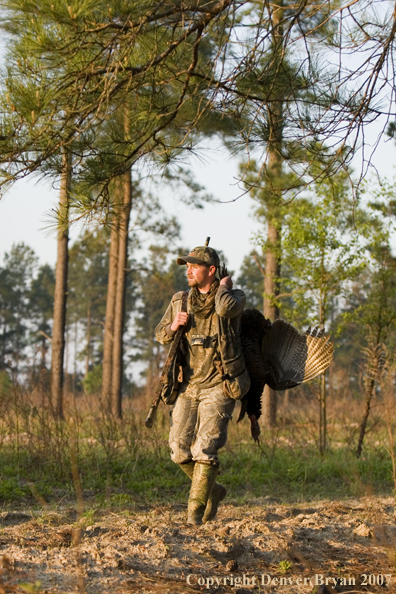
[155,246,250,525]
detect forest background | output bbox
[0,0,396,510]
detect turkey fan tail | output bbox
[261,319,308,390]
[304,327,328,360]
[302,329,334,383]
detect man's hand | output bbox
[170,312,189,332]
[220,275,233,289]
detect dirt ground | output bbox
[0,496,395,594]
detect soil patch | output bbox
[0,496,395,593]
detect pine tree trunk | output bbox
[40,336,47,369]
[111,170,132,418]
[262,223,279,428]
[319,372,326,454]
[101,207,120,411]
[51,150,71,420]
[264,222,279,321]
[64,328,69,395]
[356,378,375,458]
[84,302,91,380]
[261,0,284,429]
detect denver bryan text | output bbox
[186,573,362,589]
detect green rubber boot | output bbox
[178,461,195,480]
[202,482,227,523]
[187,462,218,526]
[179,461,226,523]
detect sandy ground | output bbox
[0,496,395,594]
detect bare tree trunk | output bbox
[72,320,78,393]
[51,150,71,420]
[264,222,280,321]
[64,327,69,396]
[319,373,326,454]
[262,225,279,427]
[101,210,120,411]
[84,302,91,380]
[262,130,282,429]
[261,0,284,429]
[40,336,47,370]
[112,169,132,418]
[318,262,328,454]
[262,384,278,427]
[356,378,375,458]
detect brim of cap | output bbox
[176,256,208,265]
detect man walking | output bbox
[155,245,250,525]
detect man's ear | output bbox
[209,265,217,277]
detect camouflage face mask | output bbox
[189,280,220,318]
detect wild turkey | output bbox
[239,308,334,441]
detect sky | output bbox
[0,142,263,275]
[1,126,396,277]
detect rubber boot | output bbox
[179,461,227,523]
[202,482,227,523]
[178,461,195,480]
[187,462,218,526]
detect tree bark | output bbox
[318,277,327,453]
[111,169,132,418]
[264,222,280,320]
[262,224,279,427]
[356,378,375,458]
[319,372,326,454]
[101,203,120,411]
[84,302,91,380]
[261,0,284,429]
[51,150,71,420]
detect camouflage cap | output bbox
[177,246,220,268]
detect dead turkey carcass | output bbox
[239,308,334,441]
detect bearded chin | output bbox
[187,278,199,287]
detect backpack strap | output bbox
[181,291,189,312]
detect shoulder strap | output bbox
[181,291,189,313]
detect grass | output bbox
[0,386,394,509]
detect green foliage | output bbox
[336,177,396,371]
[0,242,39,372]
[131,245,188,382]
[274,173,370,328]
[29,263,55,371]
[0,371,11,395]
[279,561,292,573]
[82,364,102,395]
[0,0,233,201]
[67,228,109,373]
[19,582,42,594]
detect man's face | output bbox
[186,263,215,289]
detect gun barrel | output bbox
[145,405,157,428]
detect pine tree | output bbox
[132,246,189,399]
[51,151,71,419]
[67,228,109,381]
[29,263,55,374]
[0,243,37,374]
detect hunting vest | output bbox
[216,310,251,400]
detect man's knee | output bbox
[169,428,194,464]
[170,446,192,465]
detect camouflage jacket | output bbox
[155,285,250,400]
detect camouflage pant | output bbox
[169,383,236,466]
